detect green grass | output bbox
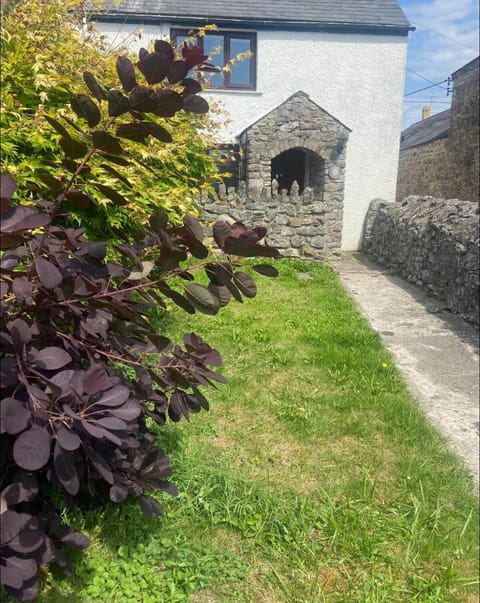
[37,259,478,603]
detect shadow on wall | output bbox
[361,196,480,327]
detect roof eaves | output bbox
[93,12,414,35]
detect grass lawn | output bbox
[36,259,478,603]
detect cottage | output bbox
[94,1,413,254]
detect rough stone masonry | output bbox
[362,196,480,326]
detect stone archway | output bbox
[238,91,350,254]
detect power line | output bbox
[404,79,449,96]
[404,100,451,104]
[406,67,448,90]
[411,20,479,51]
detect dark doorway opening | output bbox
[271,148,307,192]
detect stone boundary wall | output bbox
[198,180,341,260]
[396,138,449,202]
[362,196,479,326]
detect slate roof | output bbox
[97,1,413,33]
[400,110,450,151]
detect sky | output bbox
[397,0,479,130]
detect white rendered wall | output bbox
[96,22,408,250]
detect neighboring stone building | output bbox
[396,56,479,203]
[93,0,413,255]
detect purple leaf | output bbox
[34,347,72,370]
[53,546,73,576]
[116,56,137,93]
[92,130,123,155]
[71,94,101,128]
[0,357,20,389]
[8,529,45,554]
[94,183,128,206]
[7,318,32,349]
[94,385,130,407]
[83,71,107,101]
[107,89,130,117]
[0,480,37,506]
[12,276,33,300]
[107,399,141,421]
[138,494,163,518]
[83,365,111,395]
[168,60,188,84]
[1,206,50,233]
[154,40,175,62]
[1,398,31,435]
[56,426,81,451]
[181,78,202,98]
[84,447,114,484]
[81,420,122,445]
[109,484,129,503]
[233,271,257,298]
[137,52,170,85]
[60,532,90,550]
[95,416,127,431]
[212,221,231,250]
[35,257,63,289]
[1,172,16,200]
[184,283,220,315]
[54,441,79,495]
[154,481,179,497]
[1,556,37,589]
[13,426,52,471]
[151,89,183,117]
[140,121,172,143]
[251,264,279,277]
[3,576,39,601]
[183,94,209,114]
[0,511,32,545]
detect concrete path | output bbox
[329,252,479,493]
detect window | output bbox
[171,29,256,90]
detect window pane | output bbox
[230,38,252,85]
[203,34,225,87]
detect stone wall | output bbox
[239,91,349,254]
[396,57,479,203]
[199,180,339,260]
[396,138,449,202]
[446,57,480,202]
[362,196,479,326]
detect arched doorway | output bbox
[271,148,325,197]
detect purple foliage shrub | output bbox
[0,40,279,600]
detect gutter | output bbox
[92,13,414,36]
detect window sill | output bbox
[204,89,263,96]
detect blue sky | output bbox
[397,0,479,130]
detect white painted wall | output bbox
[96,21,408,250]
